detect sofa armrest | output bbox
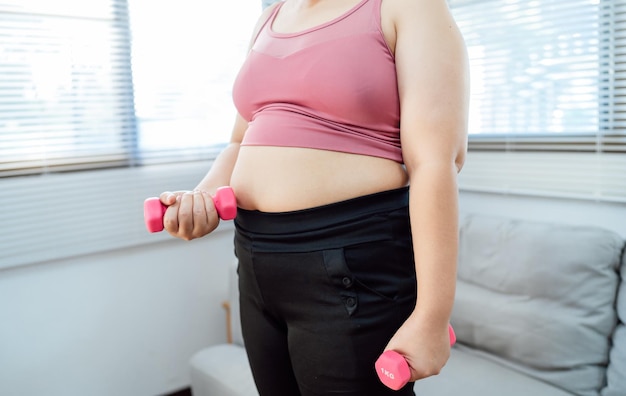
[190,344,258,396]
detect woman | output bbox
[159,0,469,394]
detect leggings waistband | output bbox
[234,187,410,252]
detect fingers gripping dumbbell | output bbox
[375,324,457,391]
[143,186,237,233]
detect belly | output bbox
[230,146,409,212]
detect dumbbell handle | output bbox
[375,324,456,391]
[143,186,237,233]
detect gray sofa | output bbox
[190,214,626,396]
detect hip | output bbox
[234,185,417,318]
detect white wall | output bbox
[0,226,236,396]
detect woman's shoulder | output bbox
[382,0,463,52]
[246,1,283,48]
[382,0,453,26]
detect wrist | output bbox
[408,304,453,328]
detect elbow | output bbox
[454,133,468,173]
[455,151,466,173]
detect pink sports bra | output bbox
[232,0,402,163]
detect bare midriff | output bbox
[230,145,408,212]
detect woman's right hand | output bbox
[159,190,221,240]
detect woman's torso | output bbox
[230,0,407,212]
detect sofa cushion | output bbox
[453,214,624,396]
[413,345,573,396]
[601,250,626,396]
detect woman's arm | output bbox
[193,114,248,192]
[159,3,281,240]
[159,116,247,241]
[384,0,469,381]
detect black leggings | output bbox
[234,187,417,396]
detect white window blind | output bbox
[0,0,255,177]
[0,0,135,177]
[0,0,258,270]
[449,0,626,201]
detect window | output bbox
[129,0,258,165]
[455,0,602,137]
[448,0,626,201]
[0,0,259,269]
[0,0,135,177]
[1,0,624,269]
[0,0,258,177]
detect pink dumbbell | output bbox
[143,186,237,233]
[375,324,457,391]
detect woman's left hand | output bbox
[383,312,451,382]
